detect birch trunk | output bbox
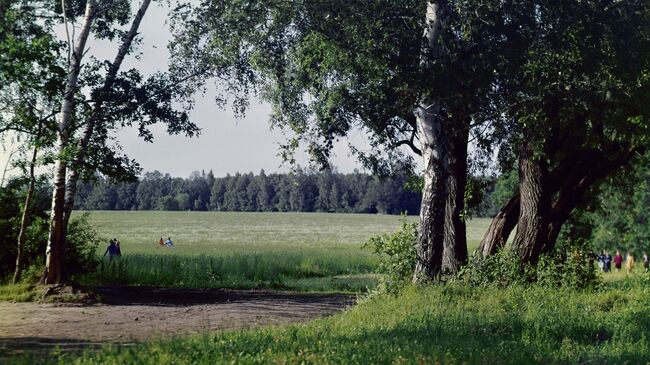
[63,0,152,230]
[412,1,449,282]
[43,0,96,284]
[413,103,448,281]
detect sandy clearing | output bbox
[0,287,354,358]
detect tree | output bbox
[169,0,515,278]
[477,1,650,266]
[1,0,64,283]
[41,0,200,283]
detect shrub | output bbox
[532,239,600,288]
[459,248,525,287]
[63,213,102,281]
[364,218,418,292]
[460,239,600,289]
[0,178,49,281]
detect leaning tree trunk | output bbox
[43,0,96,284]
[13,121,42,284]
[476,194,520,258]
[511,142,551,265]
[542,147,636,253]
[63,0,152,231]
[441,119,469,273]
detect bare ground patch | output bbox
[0,286,354,359]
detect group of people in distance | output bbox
[103,238,122,260]
[158,237,174,248]
[103,237,174,259]
[594,250,649,274]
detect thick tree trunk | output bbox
[412,1,449,282]
[13,124,41,284]
[477,194,520,258]
[43,0,96,284]
[542,147,636,253]
[441,120,468,273]
[511,143,551,265]
[63,0,152,229]
[413,102,448,281]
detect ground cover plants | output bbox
[10,277,650,365]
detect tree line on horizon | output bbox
[73,169,422,214]
[72,168,520,217]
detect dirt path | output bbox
[0,287,354,358]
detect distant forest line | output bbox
[73,169,513,217]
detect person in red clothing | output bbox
[613,250,623,272]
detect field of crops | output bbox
[79,211,491,291]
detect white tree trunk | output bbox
[64,0,152,228]
[44,0,96,284]
[412,2,449,282]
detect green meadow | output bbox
[7,212,650,364]
[79,211,490,292]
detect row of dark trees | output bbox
[74,169,422,214]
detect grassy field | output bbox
[79,211,491,292]
[13,277,650,365]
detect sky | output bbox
[0,2,371,180]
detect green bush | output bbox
[460,239,600,289]
[0,178,49,281]
[364,218,418,292]
[532,239,600,288]
[63,213,102,281]
[0,177,101,283]
[459,248,525,287]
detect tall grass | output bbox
[17,278,650,365]
[76,212,490,291]
[83,249,378,292]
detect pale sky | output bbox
[0,2,371,180]
[109,3,371,178]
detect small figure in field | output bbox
[103,239,119,260]
[115,238,122,256]
[158,237,164,247]
[604,251,612,273]
[643,252,649,273]
[597,250,605,271]
[613,250,623,272]
[587,250,595,271]
[165,237,174,248]
[625,251,635,274]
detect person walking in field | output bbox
[643,252,649,273]
[165,237,174,248]
[614,250,623,272]
[115,239,122,256]
[103,240,119,260]
[597,251,605,271]
[158,237,165,246]
[604,251,612,273]
[625,251,635,274]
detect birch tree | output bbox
[42,0,199,283]
[169,0,515,279]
